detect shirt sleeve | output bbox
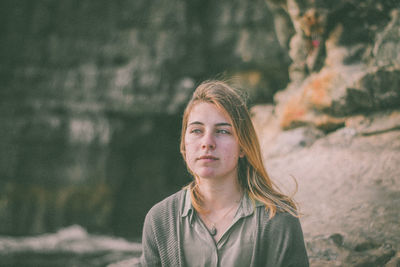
[138,210,162,267]
[260,212,309,267]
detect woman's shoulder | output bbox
[145,190,185,222]
[257,207,303,232]
[255,208,309,266]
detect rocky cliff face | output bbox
[0,0,399,266]
[0,0,288,238]
[251,0,400,265]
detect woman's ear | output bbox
[239,148,245,158]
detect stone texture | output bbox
[373,9,400,68]
[0,225,141,267]
[0,0,289,238]
[250,0,400,265]
[274,0,400,131]
[253,120,400,266]
[346,110,400,136]
[204,0,292,103]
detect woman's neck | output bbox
[197,177,242,211]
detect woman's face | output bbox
[184,102,243,182]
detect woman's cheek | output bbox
[185,142,195,165]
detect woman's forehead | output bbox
[187,102,232,124]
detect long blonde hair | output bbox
[180,80,298,218]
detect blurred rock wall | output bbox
[0,0,289,237]
[251,0,400,265]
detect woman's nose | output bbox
[201,133,216,150]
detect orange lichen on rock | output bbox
[303,71,335,110]
[280,95,308,129]
[279,70,344,131]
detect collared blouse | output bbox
[181,189,263,266]
[139,189,309,267]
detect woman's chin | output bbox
[195,170,217,180]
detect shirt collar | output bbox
[181,188,264,220]
[236,191,264,218]
[182,188,193,218]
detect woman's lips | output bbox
[197,155,218,162]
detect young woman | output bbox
[139,81,309,266]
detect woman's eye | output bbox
[217,129,231,134]
[190,129,202,134]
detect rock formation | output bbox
[251,0,400,265]
[0,225,142,266]
[0,0,288,238]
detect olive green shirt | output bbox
[139,190,309,267]
[182,189,263,266]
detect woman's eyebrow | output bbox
[188,121,232,127]
[215,122,232,127]
[188,121,204,126]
